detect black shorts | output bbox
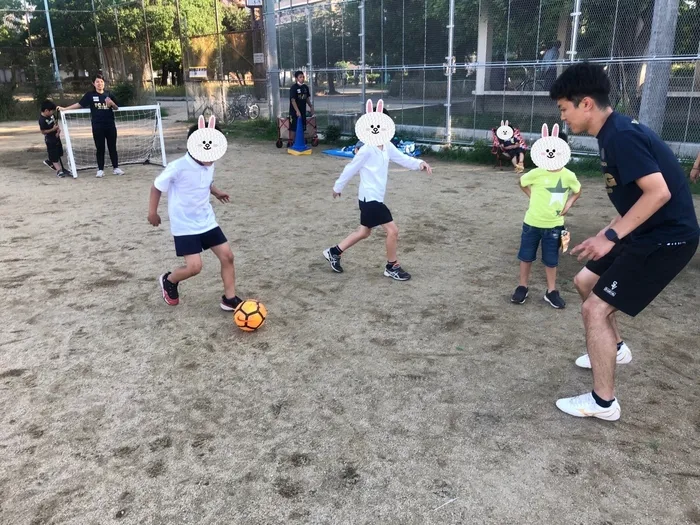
[290,113,307,133]
[173,226,228,257]
[359,199,393,229]
[587,238,698,317]
[503,147,524,158]
[46,141,63,163]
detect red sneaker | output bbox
[159,273,179,305]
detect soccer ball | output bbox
[233,300,267,332]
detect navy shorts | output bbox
[359,199,393,229]
[174,226,227,257]
[517,223,563,268]
[46,141,63,163]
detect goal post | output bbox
[60,104,167,178]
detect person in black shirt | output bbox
[549,63,699,422]
[38,100,70,178]
[59,73,124,178]
[289,70,314,145]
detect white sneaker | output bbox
[575,342,632,369]
[96,170,104,178]
[113,167,124,175]
[556,392,621,421]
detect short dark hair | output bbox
[41,99,56,112]
[558,131,568,143]
[188,121,223,138]
[92,72,105,83]
[549,62,611,108]
[294,70,304,79]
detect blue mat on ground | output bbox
[322,141,422,159]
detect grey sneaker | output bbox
[384,263,411,281]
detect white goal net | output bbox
[60,105,167,178]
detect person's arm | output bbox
[57,102,81,111]
[105,92,118,110]
[606,173,670,239]
[40,124,59,135]
[690,152,700,183]
[333,145,369,197]
[519,171,534,197]
[386,142,430,172]
[290,87,300,116]
[306,86,314,114]
[560,173,582,215]
[148,186,162,226]
[560,189,581,215]
[210,184,229,203]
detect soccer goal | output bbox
[60,105,167,178]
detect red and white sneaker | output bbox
[159,272,179,306]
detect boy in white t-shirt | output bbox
[148,116,242,311]
[323,100,432,281]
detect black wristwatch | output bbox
[604,228,620,244]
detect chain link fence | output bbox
[267,0,700,157]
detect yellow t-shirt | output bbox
[520,167,581,228]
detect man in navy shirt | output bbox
[549,63,699,422]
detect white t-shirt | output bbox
[153,154,218,236]
[333,142,423,202]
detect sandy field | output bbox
[1,109,699,525]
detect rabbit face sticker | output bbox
[187,115,228,163]
[355,99,395,147]
[530,123,571,171]
[496,120,514,141]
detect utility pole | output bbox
[42,0,63,91]
[264,0,280,120]
[174,0,192,118]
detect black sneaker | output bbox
[159,272,179,306]
[511,285,529,304]
[56,170,67,178]
[43,159,55,171]
[544,290,566,309]
[384,263,411,281]
[323,248,343,273]
[220,295,243,312]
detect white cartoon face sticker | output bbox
[355,99,395,147]
[530,123,571,171]
[187,115,228,163]
[496,120,514,141]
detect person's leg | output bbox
[574,267,623,343]
[581,294,619,400]
[518,261,532,287]
[92,125,106,171]
[541,228,565,308]
[338,226,372,251]
[169,253,203,283]
[545,266,557,292]
[106,124,118,168]
[381,221,398,263]
[210,242,236,300]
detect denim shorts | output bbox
[517,223,563,268]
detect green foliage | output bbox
[324,125,341,143]
[111,82,137,106]
[0,85,18,121]
[221,118,278,141]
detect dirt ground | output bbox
[1,108,699,525]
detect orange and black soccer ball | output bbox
[233,300,267,332]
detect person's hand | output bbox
[333,191,341,199]
[560,205,571,216]
[570,235,615,262]
[148,212,161,226]
[105,97,115,108]
[214,191,230,203]
[296,111,301,117]
[691,167,700,183]
[419,162,432,175]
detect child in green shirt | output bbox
[511,126,581,308]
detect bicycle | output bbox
[226,94,261,122]
[510,66,546,92]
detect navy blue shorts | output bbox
[517,223,563,268]
[359,199,393,229]
[174,226,227,257]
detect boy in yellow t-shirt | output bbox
[511,132,581,308]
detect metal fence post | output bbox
[42,0,63,91]
[359,0,366,108]
[264,0,280,120]
[444,0,455,146]
[306,5,313,107]
[568,0,582,63]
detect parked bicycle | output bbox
[226,94,261,122]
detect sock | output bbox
[591,390,614,408]
[617,341,624,351]
[330,245,343,256]
[386,260,397,269]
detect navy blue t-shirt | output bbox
[597,112,699,244]
[79,90,117,126]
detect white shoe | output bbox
[575,342,632,369]
[96,170,104,178]
[113,167,124,175]
[556,392,621,421]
